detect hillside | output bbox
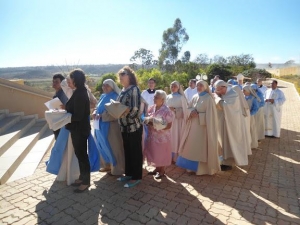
[0,64,127,79]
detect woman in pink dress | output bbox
[144,90,174,179]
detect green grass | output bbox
[275,75,300,95]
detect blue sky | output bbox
[0,0,299,67]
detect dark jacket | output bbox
[65,87,91,136]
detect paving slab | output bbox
[0,80,300,225]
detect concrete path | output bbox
[1,80,299,225]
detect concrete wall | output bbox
[0,78,52,118]
[266,66,300,77]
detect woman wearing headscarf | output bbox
[92,79,125,176]
[177,80,220,175]
[242,85,260,149]
[144,90,174,179]
[166,81,188,163]
[250,84,265,141]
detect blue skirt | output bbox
[176,156,198,171]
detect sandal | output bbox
[124,180,141,188]
[117,176,132,182]
[154,173,165,179]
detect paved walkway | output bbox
[1,80,300,225]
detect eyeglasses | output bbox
[119,70,128,76]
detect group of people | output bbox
[46,67,286,193]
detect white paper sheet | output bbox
[93,119,100,130]
[44,97,63,110]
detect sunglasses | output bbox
[119,71,128,76]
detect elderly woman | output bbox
[177,80,220,175]
[243,85,260,149]
[251,84,265,141]
[92,79,125,176]
[166,81,188,163]
[144,90,174,179]
[65,69,91,193]
[116,66,143,188]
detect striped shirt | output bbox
[118,85,142,133]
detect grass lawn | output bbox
[275,75,300,95]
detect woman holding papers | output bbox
[46,69,99,193]
[144,90,174,179]
[116,66,143,188]
[92,79,125,176]
[64,69,91,193]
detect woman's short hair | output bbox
[53,73,65,82]
[148,78,156,83]
[154,90,167,102]
[69,69,86,88]
[118,66,138,86]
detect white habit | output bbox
[184,87,198,103]
[264,88,286,137]
[141,89,155,107]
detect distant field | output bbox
[24,76,100,93]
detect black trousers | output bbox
[121,127,143,180]
[70,131,90,185]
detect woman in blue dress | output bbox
[92,79,125,176]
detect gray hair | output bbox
[154,90,167,102]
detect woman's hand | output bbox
[169,107,176,112]
[92,112,101,120]
[121,108,130,118]
[60,105,65,110]
[188,110,198,120]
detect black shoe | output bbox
[147,171,158,175]
[74,185,90,193]
[71,182,82,187]
[221,165,232,171]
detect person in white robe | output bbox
[184,79,197,104]
[231,85,252,155]
[242,85,260,149]
[166,81,188,163]
[177,80,220,175]
[214,80,249,170]
[141,78,156,107]
[264,80,286,138]
[257,78,268,97]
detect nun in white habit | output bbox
[214,80,249,169]
[166,81,188,162]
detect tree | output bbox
[206,63,232,81]
[181,51,191,63]
[226,54,255,68]
[226,54,256,75]
[130,48,154,69]
[242,68,272,81]
[158,18,189,71]
[212,55,227,65]
[95,73,118,94]
[284,60,295,65]
[194,53,210,67]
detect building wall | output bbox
[266,66,300,77]
[0,78,52,118]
